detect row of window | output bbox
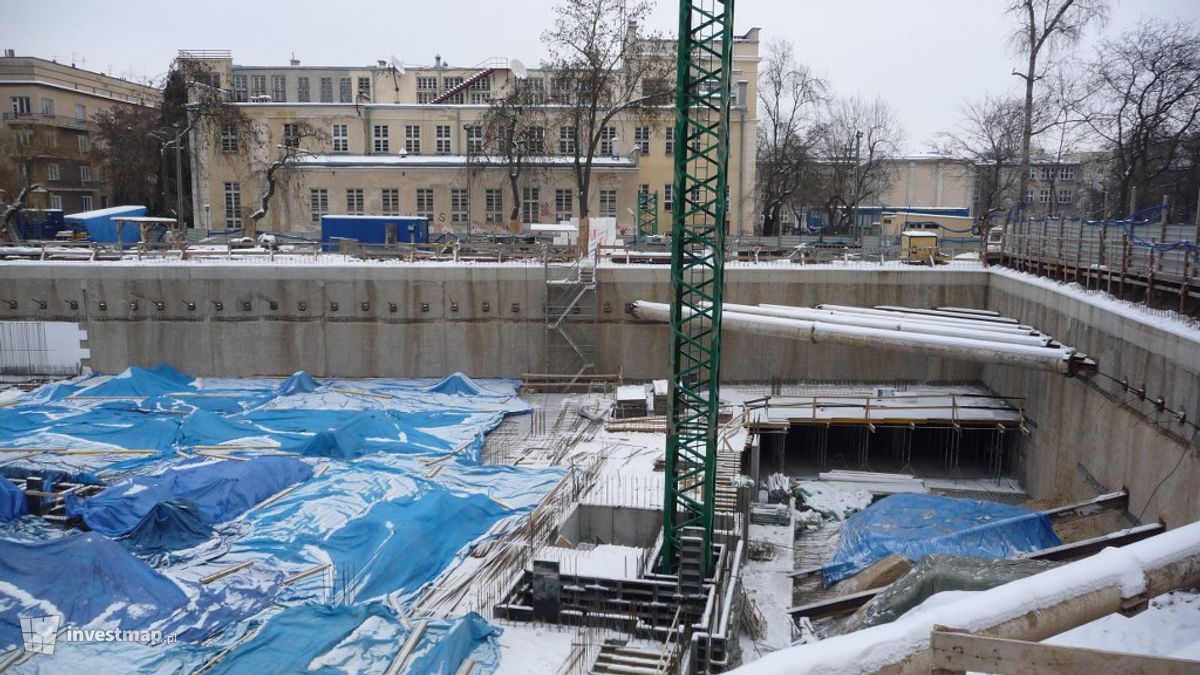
[9,128,90,152]
[42,163,94,182]
[10,96,89,123]
[1029,166,1076,181]
[37,194,92,211]
[222,121,676,157]
[1026,188,1075,204]
[219,183,621,226]
[233,74,372,103]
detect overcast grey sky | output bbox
[8,0,1199,150]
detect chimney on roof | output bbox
[435,54,442,68]
[3,49,14,58]
[290,52,300,66]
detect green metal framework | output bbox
[661,0,735,577]
[637,191,660,242]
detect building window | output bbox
[46,163,59,181]
[436,125,451,154]
[525,77,545,103]
[40,97,54,117]
[665,127,675,155]
[485,189,503,224]
[465,125,483,154]
[1026,189,1034,203]
[80,195,93,211]
[1039,188,1052,203]
[442,77,464,104]
[357,77,371,100]
[405,125,421,154]
[250,75,266,98]
[634,127,650,155]
[310,188,328,224]
[49,194,62,211]
[600,126,616,156]
[373,125,390,153]
[346,188,364,214]
[77,135,89,153]
[1040,167,1054,181]
[1058,189,1073,204]
[224,182,242,227]
[339,77,352,103]
[558,126,576,154]
[298,77,311,102]
[1059,167,1075,181]
[527,126,545,154]
[639,183,649,195]
[80,165,91,182]
[451,188,469,224]
[320,77,333,103]
[381,188,400,216]
[272,75,287,102]
[44,130,56,147]
[221,123,238,152]
[663,184,674,210]
[10,96,30,115]
[470,92,490,105]
[417,77,436,104]
[522,187,540,224]
[1028,167,1038,180]
[599,189,617,218]
[332,124,348,153]
[282,123,300,148]
[554,188,573,222]
[416,188,434,220]
[232,76,247,101]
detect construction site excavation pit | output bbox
[1,262,1199,674]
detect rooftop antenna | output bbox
[509,58,528,80]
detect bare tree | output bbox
[813,96,903,236]
[1007,0,1108,204]
[244,122,325,239]
[0,127,51,242]
[1084,19,1200,214]
[92,105,162,208]
[938,96,1025,223]
[543,0,670,249]
[471,79,549,233]
[756,39,825,237]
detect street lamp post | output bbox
[852,130,862,245]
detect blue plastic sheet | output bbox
[0,533,188,650]
[68,456,314,536]
[120,500,214,553]
[822,493,1061,586]
[0,478,28,522]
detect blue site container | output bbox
[10,209,65,240]
[64,205,147,244]
[320,215,429,250]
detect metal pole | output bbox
[853,130,862,245]
[174,125,185,228]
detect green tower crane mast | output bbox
[661,0,735,577]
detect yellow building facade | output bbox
[183,31,759,236]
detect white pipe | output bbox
[874,305,1021,325]
[735,520,1200,675]
[766,304,1037,336]
[723,303,1052,348]
[632,301,1082,375]
[813,304,1036,332]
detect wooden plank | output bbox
[200,561,254,585]
[384,621,426,675]
[282,562,331,586]
[1043,491,1129,524]
[787,588,881,618]
[929,627,1200,675]
[1026,523,1164,562]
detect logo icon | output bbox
[20,615,61,655]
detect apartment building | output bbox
[0,51,161,214]
[181,30,759,236]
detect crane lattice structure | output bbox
[637,191,659,242]
[661,0,735,578]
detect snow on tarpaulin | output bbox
[68,456,314,536]
[204,604,500,675]
[75,364,196,398]
[298,410,457,459]
[822,493,1061,586]
[0,478,28,522]
[277,370,321,396]
[427,372,502,397]
[0,532,187,650]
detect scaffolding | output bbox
[543,252,598,385]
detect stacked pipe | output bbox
[630,302,1095,376]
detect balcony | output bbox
[2,112,92,131]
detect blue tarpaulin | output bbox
[0,533,188,649]
[68,456,314,536]
[822,493,1061,586]
[121,500,214,553]
[0,478,27,522]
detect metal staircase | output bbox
[544,253,598,384]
